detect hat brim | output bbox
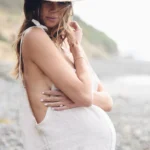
[44,0,81,2]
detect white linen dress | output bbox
[18,19,116,150]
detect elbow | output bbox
[105,104,113,112]
[104,96,113,112]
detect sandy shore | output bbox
[0,58,150,150]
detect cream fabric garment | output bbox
[18,19,116,150]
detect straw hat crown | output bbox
[24,0,82,11]
[25,0,81,2]
[44,0,80,1]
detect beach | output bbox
[0,58,150,150]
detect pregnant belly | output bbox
[36,105,116,144]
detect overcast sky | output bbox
[74,0,150,61]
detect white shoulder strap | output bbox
[31,19,48,31]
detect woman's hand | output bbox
[69,21,83,43]
[40,89,80,111]
[67,21,83,50]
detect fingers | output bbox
[44,101,64,107]
[41,96,73,105]
[69,21,81,31]
[41,98,74,111]
[41,96,61,102]
[40,89,76,111]
[51,105,68,111]
[52,103,78,111]
[42,90,65,97]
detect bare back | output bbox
[21,31,75,124]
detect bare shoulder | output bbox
[23,27,49,48]
[22,27,55,58]
[24,27,47,39]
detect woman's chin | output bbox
[45,21,58,29]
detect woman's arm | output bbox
[40,43,113,111]
[41,82,113,112]
[92,91,113,112]
[23,27,93,107]
[72,42,113,111]
[92,80,113,111]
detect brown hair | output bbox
[11,0,73,79]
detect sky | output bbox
[73,0,150,61]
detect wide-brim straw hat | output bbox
[44,0,82,2]
[25,0,82,3]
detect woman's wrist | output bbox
[70,43,84,58]
[74,56,84,64]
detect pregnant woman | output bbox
[12,0,116,149]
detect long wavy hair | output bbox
[11,0,74,79]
